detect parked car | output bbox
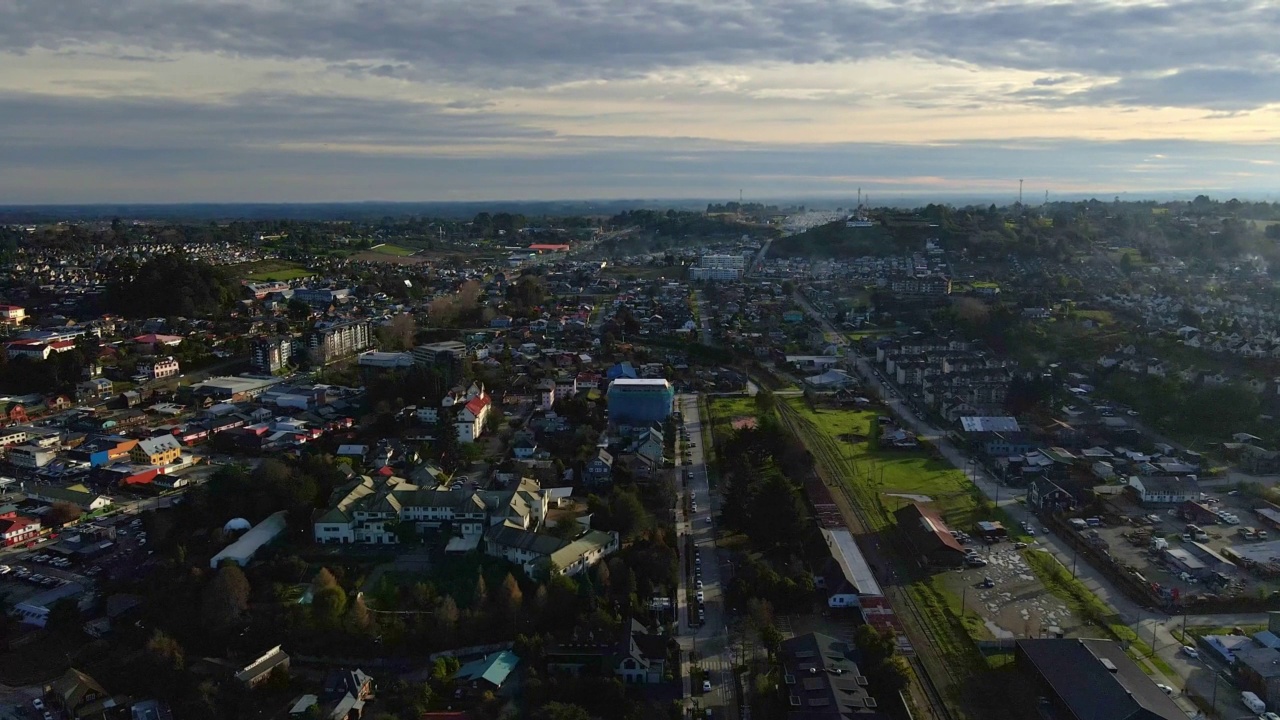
[1182,646,1199,659]
[702,680,712,692]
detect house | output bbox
[1127,475,1199,505]
[0,515,41,546]
[1015,639,1185,720]
[324,668,374,701]
[1026,477,1080,513]
[130,435,182,466]
[234,645,291,688]
[635,428,664,468]
[27,484,112,512]
[456,390,493,443]
[77,378,114,402]
[453,650,520,696]
[147,357,180,380]
[46,668,118,720]
[512,436,538,459]
[538,379,556,410]
[547,619,667,684]
[778,633,882,720]
[583,449,613,487]
[894,503,967,567]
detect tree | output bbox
[346,595,375,635]
[201,565,250,630]
[1119,251,1134,275]
[536,702,591,720]
[494,573,523,626]
[313,586,348,628]
[45,502,82,527]
[146,629,186,672]
[473,572,489,610]
[45,598,82,636]
[287,299,312,321]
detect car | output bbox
[696,592,705,602]
[0,565,10,574]
[980,577,995,588]
[44,712,54,720]
[696,580,703,589]
[33,698,44,711]
[702,680,712,692]
[1182,646,1199,659]
[966,558,987,567]
[1013,542,1028,550]
[1156,684,1174,696]
[706,517,713,525]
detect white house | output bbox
[1127,475,1199,505]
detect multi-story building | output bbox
[250,335,294,374]
[308,320,371,364]
[442,383,493,442]
[8,445,57,468]
[148,357,180,380]
[411,341,467,383]
[130,435,183,466]
[0,515,40,546]
[0,305,26,325]
[607,378,675,425]
[689,253,746,281]
[313,475,617,577]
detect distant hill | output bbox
[771,220,910,258]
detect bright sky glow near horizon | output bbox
[3,0,1280,203]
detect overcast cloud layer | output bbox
[2,0,1279,202]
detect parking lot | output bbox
[939,543,1082,639]
[1085,492,1280,604]
[0,515,154,603]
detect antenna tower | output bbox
[1019,179,1024,206]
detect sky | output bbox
[3,0,1280,204]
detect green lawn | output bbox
[707,396,759,442]
[370,243,419,257]
[782,399,983,530]
[234,259,313,281]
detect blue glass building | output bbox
[606,378,675,425]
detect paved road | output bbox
[675,395,737,719]
[792,290,1247,717]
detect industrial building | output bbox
[606,378,675,425]
[894,503,967,567]
[210,511,288,568]
[1015,638,1185,720]
[689,253,746,281]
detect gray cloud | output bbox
[1,90,1278,203]
[2,1,1278,108]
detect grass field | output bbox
[233,259,313,281]
[781,398,984,530]
[707,396,759,442]
[370,243,419,256]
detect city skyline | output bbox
[3,0,1280,202]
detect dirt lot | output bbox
[1092,492,1280,602]
[940,545,1081,639]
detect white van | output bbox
[1242,691,1266,714]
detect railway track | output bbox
[777,402,960,720]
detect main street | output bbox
[674,394,737,720]
[792,290,1241,717]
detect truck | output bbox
[1241,527,1258,541]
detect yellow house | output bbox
[130,435,182,466]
